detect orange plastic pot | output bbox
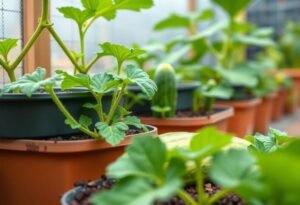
[254,93,277,134]
[272,89,289,122]
[140,106,234,134]
[281,69,300,106]
[215,98,261,138]
[284,88,298,114]
[0,126,157,205]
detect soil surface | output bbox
[48,128,143,141]
[67,176,246,205]
[142,108,225,118]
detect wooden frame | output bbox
[23,0,51,76]
[188,0,197,12]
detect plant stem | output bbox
[0,58,9,70]
[10,24,44,72]
[85,55,101,73]
[106,83,126,124]
[79,26,86,69]
[47,26,84,73]
[47,87,99,138]
[41,0,49,21]
[7,70,17,82]
[177,190,198,205]
[90,91,105,122]
[196,161,207,204]
[208,189,231,205]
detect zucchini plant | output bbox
[1,45,157,145]
[0,0,154,82]
[91,127,300,205]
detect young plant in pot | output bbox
[256,44,298,116]
[0,0,157,205]
[187,0,277,137]
[232,60,278,134]
[140,63,233,134]
[62,127,300,205]
[260,21,300,107]
[0,60,157,205]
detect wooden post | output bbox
[23,0,51,76]
[189,0,197,12]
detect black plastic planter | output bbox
[0,89,111,139]
[128,81,200,115]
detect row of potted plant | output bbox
[0,0,299,205]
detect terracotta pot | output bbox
[254,93,277,134]
[272,89,289,122]
[284,88,298,114]
[140,106,234,134]
[281,69,300,106]
[0,126,157,205]
[215,98,261,138]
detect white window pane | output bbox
[50,0,189,73]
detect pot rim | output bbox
[0,88,95,100]
[140,106,234,127]
[0,125,157,153]
[128,81,200,92]
[216,98,262,108]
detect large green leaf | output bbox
[81,0,101,11]
[154,14,191,31]
[58,71,91,90]
[96,122,129,146]
[188,127,233,159]
[189,20,228,42]
[1,68,60,97]
[256,141,300,205]
[203,85,233,99]
[108,136,167,179]
[91,72,122,94]
[210,149,259,189]
[212,0,252,17]
[126,65,157,99]
[196,9,214,21]
[218,68,258,88]
[58,7,93,26]
[123,116,145,130]
[160,45,191,65]
[98,42,145,65]
[0,38,18,60]
[233,34,275,47]
[114,0,154,11]
[174,127,233,160]
[92,177,180,205]
[210,149,263,204]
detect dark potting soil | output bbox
[68,176,246,205]
[48,128,143,141]
[142,108,224,118]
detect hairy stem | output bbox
[208,189,231,205]
[196,162,207,204]
[47,87,99,138]
[7,70,17,82]
[106,83,126,124]
[85,55,101,73]
[90,91,105,122]
[47,26,84,73]
[177,190,198,205]
[79,26,86,69]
